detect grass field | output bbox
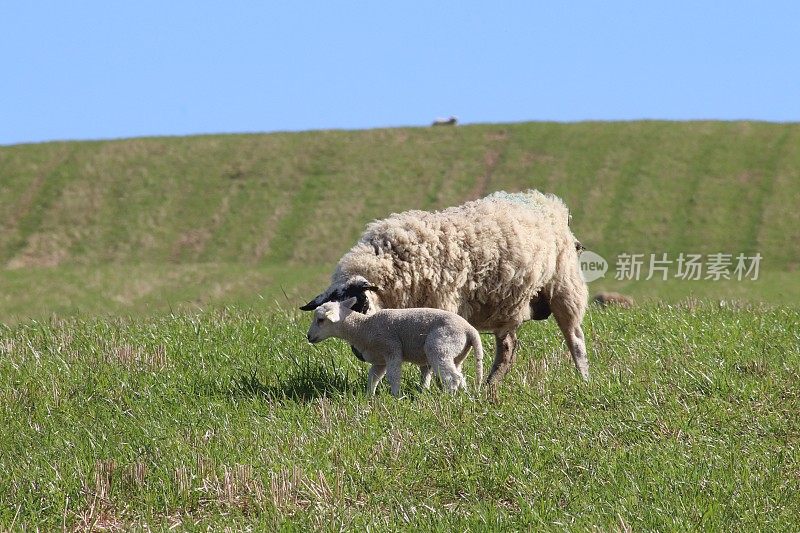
[1,121,799,530]
[1,304,798,530]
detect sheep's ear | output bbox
[341,297,358,310]
[300,295,323,311]
[300,290,331,311]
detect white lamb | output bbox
[306,297,484,396]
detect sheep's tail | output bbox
[467,327,484,389]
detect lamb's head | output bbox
[299,275,382,314]
[306,297,358,344]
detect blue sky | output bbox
[2,2,799,145]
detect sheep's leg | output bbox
[551,292,590,381]
[366,364,387,396]
[486,330,518,388]
[385,356,404,397]
[419,365,433,390]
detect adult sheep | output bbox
[300,190,589,386]
[432,116,458,126]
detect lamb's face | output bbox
[306,302,341,344]
[299,275,381,315]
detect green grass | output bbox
[1,121,799,322]
[1,305,798,530]
[0,263,328,322]
[1,122,799,529]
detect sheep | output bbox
[300,189,590,388]
[306,297,484,396]
[432,116,458,126]
[592,291,635,308]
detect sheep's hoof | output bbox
[486,382,501,404]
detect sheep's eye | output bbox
[316,318,324,324]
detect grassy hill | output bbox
[1,121,799,320]
[2,123,799,529]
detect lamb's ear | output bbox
[340,297,359,310]
[324,307,340,323]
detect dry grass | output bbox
[66,459,347,530]
[107,344,168,368]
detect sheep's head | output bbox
[306,297,357,344]
[299,275,381,314]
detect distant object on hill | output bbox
[593,292,635,308]
[432,116,458,126]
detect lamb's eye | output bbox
[316,318,324,324]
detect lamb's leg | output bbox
[419,365,433,390]
[453,340,473,390]
[430,358,464,393]
[425,334,466,392]
[551,289,590,381]
[455,363,468,390]
[385,355,404,397]
[486,330,518,388]
[367,364,386,396]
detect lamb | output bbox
[300,190,590,388]
[306,297,484,396]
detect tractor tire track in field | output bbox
[747,127,791,256]
[3,147,74,267]
[468,129,509,201]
